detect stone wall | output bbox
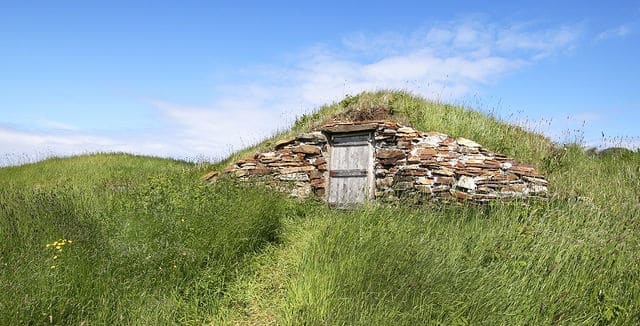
[204,120,548,203]
[204,131,330,199]
[359,121,548,202]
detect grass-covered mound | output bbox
[2,91,639,324]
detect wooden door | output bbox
[328,133,374,207]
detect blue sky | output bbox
[1,1,639,164]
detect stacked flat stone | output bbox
[363,121,548,202]
[204,131,329,198]
[204,120,548,203]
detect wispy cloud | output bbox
[0,125,182,166]
[343,18,582,60]
[597,24,632,41]
[0,125,115,166]
[38,119,79,131]
[571,112,604,123]
[147,98,289,154]
[586,136,640,150]
[0,126,114,149]
[277,17,581,102]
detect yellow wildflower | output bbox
[50,265,56,269]
[53,255,58,260]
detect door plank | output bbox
[329,169,367,177]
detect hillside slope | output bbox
[2,92,639,324]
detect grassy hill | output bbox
[1,91,639,325]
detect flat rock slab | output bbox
[321,123,378,133]
[376,149,405,159]
[292,144,321,155]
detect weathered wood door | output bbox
[327,132,374,207]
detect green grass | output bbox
[0,154,290,324]
[273,201,639,325]
[1,91,639,325]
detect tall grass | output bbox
[0,154,289,324]
[274,197,638,325]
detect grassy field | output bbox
[1,91,639,325]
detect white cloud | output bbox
[0,125,191,167]
[0,126,115,149]
[147,98,288,154]
[597,24,632,41]
[572,112,604,123]
[496,24,580,55]
[586,136,640,150]
[0,126,114,166]
[281,18,579,104]
[39,120,79,131]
